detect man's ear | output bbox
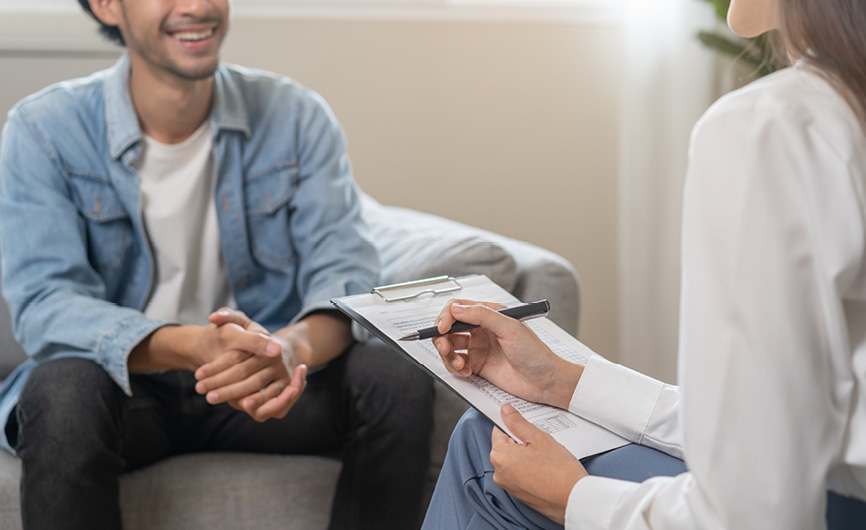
[87,0,123,27]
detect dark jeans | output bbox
[14,338,434,530]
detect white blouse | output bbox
[565,65,866,529]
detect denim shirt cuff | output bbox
[97,316,168,396]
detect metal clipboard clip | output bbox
[371,275,463,303]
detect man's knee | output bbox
[346,338,435,420]
[17,358,123,451]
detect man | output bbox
[0,1,433,528]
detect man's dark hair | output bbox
[77,0,125,46]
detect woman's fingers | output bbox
[450,303,522,337]
[434,336,472,377]
[435,299,507,334]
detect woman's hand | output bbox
[433,300,583,409]
[491,403,588,524]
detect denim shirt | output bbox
[0,55,379,454]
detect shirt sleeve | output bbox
[570,355,682,459]
[0,106,166,396]
[565,85,859,529]
[288,89,379,323]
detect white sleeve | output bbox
[570,355,682,459]
[564,87,859,530]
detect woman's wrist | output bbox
[545,359,584,410]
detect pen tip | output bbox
[399,332,418,341]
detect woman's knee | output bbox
[446,409,496,475]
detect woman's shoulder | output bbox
[703,67,846,125]
[694,65,864,160]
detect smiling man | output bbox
[0,1,434,529]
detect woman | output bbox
[421,0,866,528]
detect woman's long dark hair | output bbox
[779,0,866,129]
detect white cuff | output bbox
[565,475,638,530]
[569,355,664,445]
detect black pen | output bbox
[398,300,551,341]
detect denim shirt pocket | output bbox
[67,173,132,271]
[244,160,298,268]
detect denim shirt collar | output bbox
[104,53,251,161]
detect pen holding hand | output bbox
[399,300,550,341]
[431,299,584,410]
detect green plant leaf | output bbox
[697,0,731,21]
[697,32,749,59]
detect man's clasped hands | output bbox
[192,309,309,423]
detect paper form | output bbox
[333,274,628,459]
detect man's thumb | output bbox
[501,403,540,442]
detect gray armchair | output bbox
[0,194,580,530]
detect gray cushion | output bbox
[0,450,341,530]
[0,449,20,529]
[362,194,518,292]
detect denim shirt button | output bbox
[237,275,245,290]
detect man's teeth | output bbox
[174,29,214,42]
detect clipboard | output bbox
[335,276,468,391]
[332,274,629,459]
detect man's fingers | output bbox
[203,364,281,404]
[226,400,246,412]
[241,381,286,411]
[209,320,281,358]
[217,325,282,358]
[209,307,252,327]
[196,352,263,392]
[253,385,298,420]
[195,349,250,381]
[500,402,542,443]
[251,365,308,420]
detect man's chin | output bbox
[169,59,220,82]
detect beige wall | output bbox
[0,12,623,360]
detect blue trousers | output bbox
[422,409,866,530]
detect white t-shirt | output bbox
[565,65,866,529]
[133,122,234,325]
